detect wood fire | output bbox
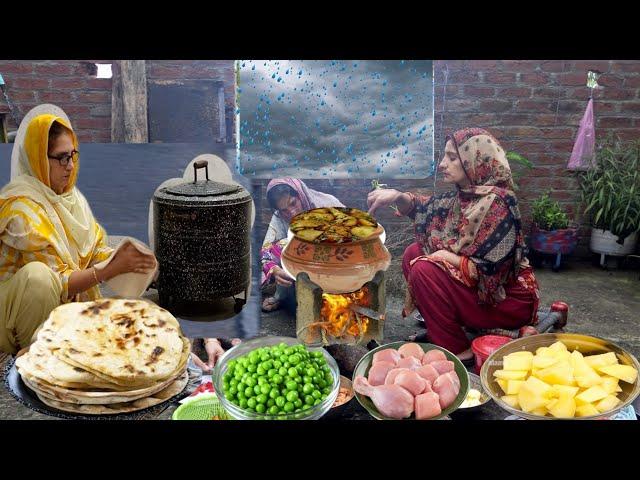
[319,287,370,340]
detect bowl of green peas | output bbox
[213,336,341,420]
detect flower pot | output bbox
[281,225,391,294]
[530,225,579,255]
[590,229,638,256]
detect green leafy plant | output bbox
[506,151,534,191]
[531,192,571,231]
[579,135,640,241]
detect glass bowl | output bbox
[213,336,340,420]
[480,333,640,420]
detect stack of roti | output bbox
[15,298,190,415]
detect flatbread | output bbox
[33,370,189,415]
[49,299,185,388]
[21,365,185,405]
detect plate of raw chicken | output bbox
[352,342,469,420]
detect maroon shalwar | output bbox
[402,242,536,354]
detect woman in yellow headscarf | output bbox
[0,114,157,355]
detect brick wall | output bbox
[0,60,236,143]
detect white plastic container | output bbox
[589,228,638,256]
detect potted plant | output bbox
[529,192,579,271]
[579,136,640,266]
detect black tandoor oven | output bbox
[152,160,252,312]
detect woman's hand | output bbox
[367,189,413,216]
[103,242,157,280]
[428,249,461,267]
[272,265,293,287]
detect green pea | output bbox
[302,383,314,395]
[256,394,268,404]
[294,398,303,409]
[253,385,261,395]
[302,375,312,384]
[305,395,315,405]
[314,399,321,406]
[256,366,266,375]
[237,390,246,401]
[312,390,322,400]
[260,384,271,395]
[267,398,275,408]
[272,374,283,385]
[229,378,238,387]
[288,367,298,378]
[283,362,291,369]
[247,397,257,409]
[255,403,266,414]
[267,369,277,378]
[323,387,332,395]
[268,405,279,415]
[285,380,297,391]
[286,390,299,402]
[243,387,252,397]
[239,398,248,409]
[278,367,288,376]
[227,385,237,396]
[283,402,295,413]
[289,354,300,365]
[273,360,282,369]
[306,367,317,377]
[275,396,286,408]
[263,360,273,371]
[245,377,256,387]
[317,378,326,389]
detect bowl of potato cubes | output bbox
[480,333,640,420]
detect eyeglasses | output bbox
[48,149,79,167]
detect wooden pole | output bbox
[111,60,148,143]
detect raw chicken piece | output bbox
[422,349,447,365]
[430,360,455,375]
[367,361,396,386]
[398,343,425,360]
[353,376,414,419]
[393,370,428,396]
[415,392,442,420]
[432,372,461,409]
[384,367,411,385]
[397,356,422,370]
[415,364,439,385]
[372,348,401,365]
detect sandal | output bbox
[261,297,281,313]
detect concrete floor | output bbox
[1,258,638,420]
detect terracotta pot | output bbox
[281,225,391,294]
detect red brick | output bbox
[484,72,517,84]
[34,63,75,76]
[0,63,34,74]
[435,60,466,72]
[596,117,634,128]
[502,126,543,137]
[516,99,555,112]
[446,99,478,111]
[5,90,37,102]
[598,75,625,88]
[501,61,540,73]
[613,129,640,140]
[146,65,184,79]
[540,127,576,139]
[37,91,76,103]
[556,100,586,113]
[467,60,499,70]
[447,72,480,84]
[507,141,548,153]
[539,60,570,73]
[463,85,496,97]
[59,105,91,116]
[569,60,612,73]
[73,117,110,129]
[590,101,618,114]
[556,73,588,87]
[76,92,111,103]
[533,87,564,98]
[599,88,635,100]
[50,78,87,89]
[520,73,551,86]
[85,78,112,89]
[478,99,512,112]
[624,76,640,88]
[7,77,50,89]
[548,139,576,150]
[494,114,535,125]
[610,62,640,73]
[496,87,532,98]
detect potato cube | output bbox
[507,380,524,395]
[536,361,576,386]
[595,395,621,414]
[536,347,554,357]
[532,356,558,369]
[548,395,576,418]
[548,341,568,353]
[575,385,609,404]
[597,364,638,384]
[600,376,621,395]
[551,385,579,398]
[531,407,548,416]
[496,378,509,395]
[584,352,618,369]
[517,377,553,413]
[494,370,529,381]
[576,403,600,417]
[501,395,520,409]
[503,352,533,371]
[571,351,603,388]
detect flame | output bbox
[320,287,370,338]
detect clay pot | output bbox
[281,225,391,294]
